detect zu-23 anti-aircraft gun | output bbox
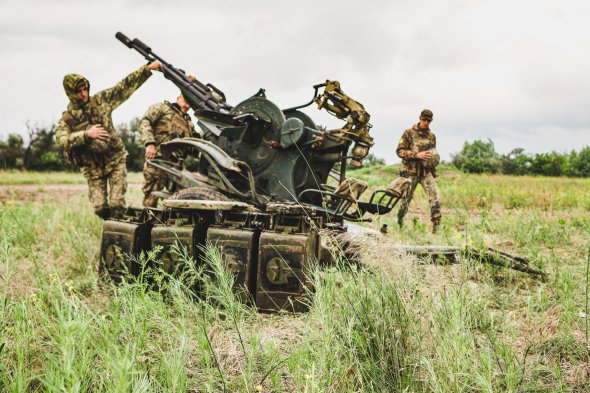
[100,32,404,312]
[100,33,545,312]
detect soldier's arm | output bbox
[432,133,437,148]
[95,65,153,110]
[396,130,417,160]
[55,117,87,149]
[138,103,166,146]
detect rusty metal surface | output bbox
[151,225,197,274]
[163,199,254,211]
[264,202,317,215]
[99,220,152,281]
[207,227,257,303]
[256,230,318,312]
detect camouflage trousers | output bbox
[397,172,441,225]
[86,160,127,219]
[142,162,167,207]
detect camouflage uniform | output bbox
[56,66,153,219]
[396,123,441,229]
[139,101,196,207]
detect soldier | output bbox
[139,94,197,207]
[56,61,161,219]
[396,109,441,233]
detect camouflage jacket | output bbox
[56,65,152,179]
[138,101,196,156]
[396,124,437,177]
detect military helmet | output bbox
[420,109,433,121]
[423,148,440,169]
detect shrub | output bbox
[452,139,501,173]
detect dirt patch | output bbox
[0,184,89,203]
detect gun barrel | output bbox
[115,32,232,114]
[115,32,132,47]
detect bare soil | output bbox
[0,184,90,203]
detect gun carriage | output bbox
[100,33,402,312]
[100,33,545,312]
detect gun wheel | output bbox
[171,187,234,202]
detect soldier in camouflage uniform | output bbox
[56,61,161,219]
[396,109,442,233]
[139,94,197,207]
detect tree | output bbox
[117,118,145,172]
[0,134,25,169]
[500,148,531,175]
[567,147,590,177]
[363,153,386,167]
[23,123,72,171]
[452,139,500,173]
[529,152,566,177]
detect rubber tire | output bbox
[170,186,234,202]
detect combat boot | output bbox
[110,206,127,220]
[432,219,440,234]
[95,207,111,220]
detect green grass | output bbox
[1,168,590,391]
[0,170,144,185]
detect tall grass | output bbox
[1,169,590,391]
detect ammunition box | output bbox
[256,228,318,312]
[206,227,257,303]
[99,207,156,282]
[151,210,212,275]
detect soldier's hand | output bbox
[87,125,109,141]
[416,150,433,161]
[147,61,162,71]
[145,144,156,159]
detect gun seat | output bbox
[297,188,401,222]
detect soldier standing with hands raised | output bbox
[56,61,161,219]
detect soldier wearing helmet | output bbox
[395,109,441,233]
[56,61,161,219]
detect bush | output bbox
[567,147,590,177]
[118,118,145,172]
[23,123,73,171]
[453,139,590,178]
[0,134,25,169]
[452,139,500,174]
[529,152,566,177]
[500,148,531,175]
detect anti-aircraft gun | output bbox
[100,33,545,312]
[100,33,402,312]
[113,32,376,206]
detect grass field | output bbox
[1,167,589,391]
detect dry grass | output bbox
[1,167,590,391]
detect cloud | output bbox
[1,0,589,165]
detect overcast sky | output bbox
[1,0,588,163]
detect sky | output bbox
[0,0,588,164]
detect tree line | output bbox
[451,139,590,177]
[0,119,145,172]
[1,124,589,177]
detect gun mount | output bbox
[100,33,544,313]
[116,32,374,204]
